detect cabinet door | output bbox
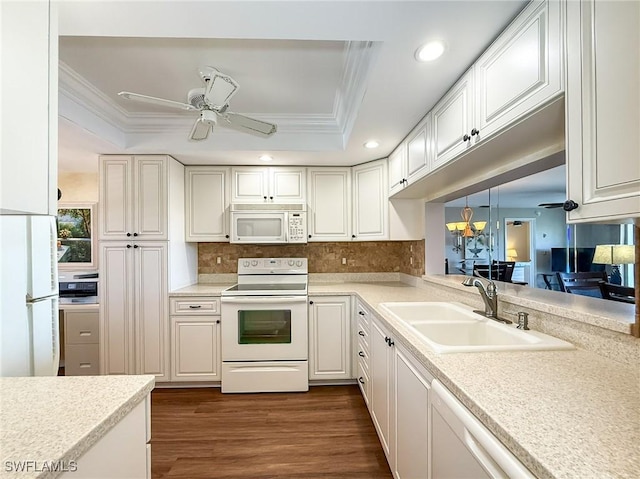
[185,167,229,241]
[1,1,56,216]
[230,167,269,203]
[270,167,306,203]
[307,168,352,241]
[565,0,640,222]
[370,318,393,459]
[393,345,431,479]
[388,144,407,196]
[308,296,351,380]
[352,160,389,241]
[134,242,169,380]
[432,69,474,170]
[406,116,431,183]
[133,156,168,240]
[475,0,562,141]
[99,156,133,240]
[171,316,221,381]
[100,243,135,375]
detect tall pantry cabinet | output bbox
[99,155,197,379]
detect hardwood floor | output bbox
[151,385,392,479]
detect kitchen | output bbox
[1,1,639,478]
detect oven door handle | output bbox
[221,296,308,304]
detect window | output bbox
[57,203,96,270]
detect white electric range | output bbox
[220,258,309,393]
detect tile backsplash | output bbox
[198,240,425,276]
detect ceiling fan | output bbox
[118,66,277,141]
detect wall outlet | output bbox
[342,258,347,265]
[410,257,413,265]
[216,256,221,264]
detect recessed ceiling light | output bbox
[415,41,445,62]
[259,155,273,162]
[364,140,380,149]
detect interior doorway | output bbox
[504,218,536,285]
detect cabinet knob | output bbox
[358,330,365,336]
[133,244,139,249]
[389,339,394,347]
[358,351,365,358]
[471,128,480,136]
[358,377,365,385]
[358,311,365,316]
[463,134,471,142]
[563,200,579,212]
[403,178,408,184]
[308,234,312,238]
[309,300,314,305]
[399,180,404,185]
[269,196,274,200]
[126,244,132,248]
[263,196,267,200]
[225,235,229,239]
[216,319,221,324]
[351,234,356,239]
[126,233,132,237]
[133,232,138,237]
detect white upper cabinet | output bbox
[565,0,640,222]
[474,0,563,142]
[388,144,407,196]
[231,167,306,203]
[307,168,352,242]
[431,69,475,170]
[1,1,57,216]
[406,114,432,184]
[100,155,172,241]
[185,167,230,242]
[352,160,389,241]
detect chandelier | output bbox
[446,198,487,252]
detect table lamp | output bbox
[592,244,635,285]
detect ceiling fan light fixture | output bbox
[364,140,380,149]
[415,41,445,62]
[205,71,239,110]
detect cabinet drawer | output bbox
[64,312,99,344]
[357,361,371,407]
[65,344,100,375]
[170,297,219,315]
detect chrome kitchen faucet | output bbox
[461,277,512,324]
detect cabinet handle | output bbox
[126,233,132,237]
[133,232,138,237]
[358,351,365,358]
[351,234,356,239]
[463,134,471,142]
[388,339,394,347]
[79,363,92,368]
[188,305,202,309]
[309,300,314,305]
[398,180,404,185]
[358,311,365,316]
[403,178,408,185]
[385,336,390,344]
[126,244,132,249]
[358,330,366,337]
[563,200,579,212]
[133,244,139,249]
[358,377,365,385]
[471,128,480,136]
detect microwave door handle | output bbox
[221,296,308,304]
[283,212,289,242]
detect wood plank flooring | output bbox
[151,385,392,479]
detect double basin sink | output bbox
[378,302,574,354]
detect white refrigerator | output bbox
[0,215,60,376]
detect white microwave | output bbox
[230,204,307,244]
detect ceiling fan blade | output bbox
[118,91,197,111]
[221,112,277,137]
[204,71,239,110]
[189,118,211,141]
[538,203,563,208]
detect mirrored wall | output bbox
[444,165,635,300]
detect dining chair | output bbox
[556,271,608,293]
[599,282,635,304]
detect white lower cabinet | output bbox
[308,296,352,380]
[393,343,432,479]
[62,395,151,479]
[369,316,394,458]
[170,297,221,381]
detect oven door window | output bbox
[238,310,292,344]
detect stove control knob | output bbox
[251,260,258,266]
[243,260,250,267]
[288,259,295,266]
[295,260,302,267]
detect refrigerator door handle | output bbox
[26,293,58,304]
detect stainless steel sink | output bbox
[378,302,574,353]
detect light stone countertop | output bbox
[0,375,155,479]
[171,279,640,479]
[170,283,234,296]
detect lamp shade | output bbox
[446,222,457,232]
[507,248,518,259]
[593,244,635,265]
